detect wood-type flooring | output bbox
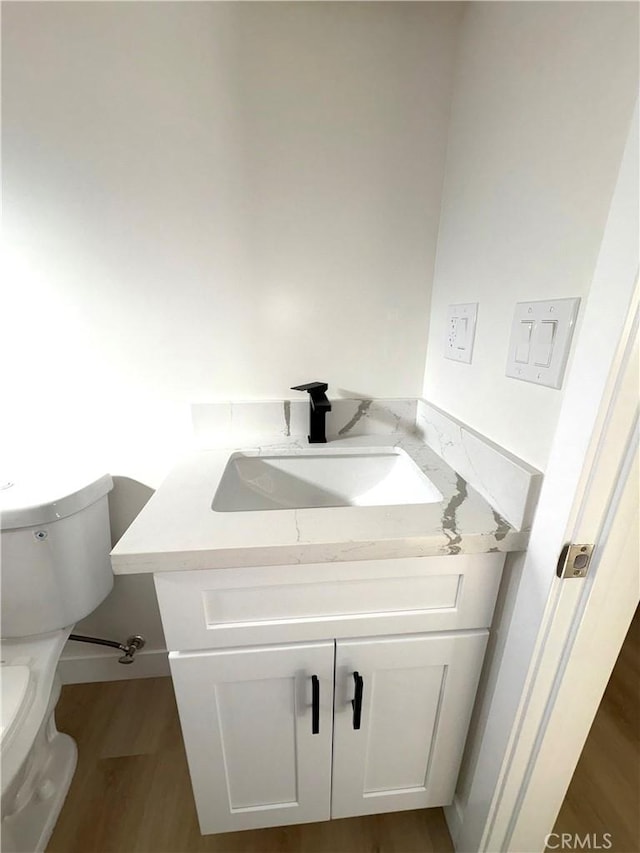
[550,605,639,853]
[46,677,453,853]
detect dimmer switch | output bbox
[455,318,468,349]
[445,303,478,363]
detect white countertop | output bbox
[110,433,528,574]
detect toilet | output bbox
[1,470,113,853]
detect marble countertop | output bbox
[110,433,528,575]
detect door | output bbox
[169,641,334,834]
[331,630,488,818]
[451,102,638,853]
[483,295,639,852]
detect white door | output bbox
[482,294,639,852]
[169,641,334,834]
[451,102,638,853]
[331,631,488,819]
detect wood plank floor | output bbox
[550,605,639,853]
[46,677,453,853]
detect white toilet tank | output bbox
[0,470,114,638]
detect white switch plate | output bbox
[445,303,478,363]
[506,298,580,389]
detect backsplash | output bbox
[191,399,418,447]
[415,401,542,530]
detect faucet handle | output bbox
[291,382,328,394]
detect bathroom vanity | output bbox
[111,406,539,836]
[153,552,502,833]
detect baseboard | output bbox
[58,647,170,684]
[444,795,464,849]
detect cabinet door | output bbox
[331,630,488,818]
[169,642,334,834]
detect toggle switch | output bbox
[532,321,557,367]
[515,321,533,364]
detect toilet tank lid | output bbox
[0,470,113,530]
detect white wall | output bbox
[2,1,462,486]
[422,1,639,471]
[1,2,461,673]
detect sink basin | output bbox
[212,448,443,512]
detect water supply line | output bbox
[68,633,146,664]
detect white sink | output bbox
[212,448,443,512]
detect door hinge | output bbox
[556,543,595,579]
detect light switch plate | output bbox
[506,298,580,389]
[445,303,478,363]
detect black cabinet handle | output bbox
[351,671,364,730]
[311,675,320,734]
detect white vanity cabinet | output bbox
[155,553,504,835]
[169,641,335,834]
[331,631,488,819]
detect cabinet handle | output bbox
[311,675,320,735]
[351,671,364,730]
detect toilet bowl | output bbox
[1,631,76,853]
[1,469,113,853]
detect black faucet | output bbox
[291,382,332,444]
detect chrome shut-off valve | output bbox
[118,635,146,664]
